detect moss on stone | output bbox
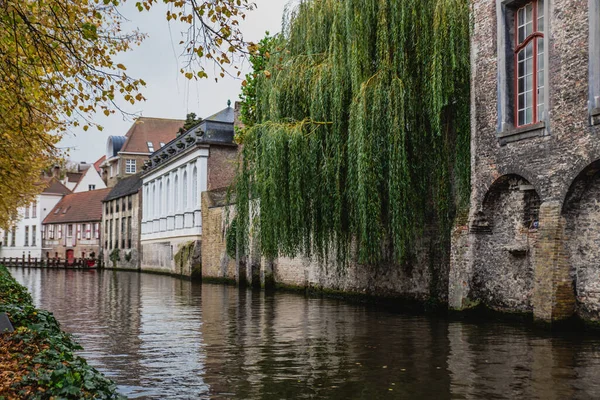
[174,241,201,277]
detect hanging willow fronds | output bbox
[235,0,470,265]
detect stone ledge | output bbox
[498,121,546,145]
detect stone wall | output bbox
[450,0,600,324]
[207,146,238,192]
[201,191,448,303]
[201,190,236,281]
[102,192,142,270]
[140,236,201,277]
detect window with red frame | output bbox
[515,0,544,127]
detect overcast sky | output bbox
[59,1,290,163]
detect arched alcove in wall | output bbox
[562,159,600,321]
[471,174,541,312]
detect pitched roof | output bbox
[41,177,71,195]
[103,174,143,202]
[205,106,234,123]
[66,172,83,183]
[120,117,184,154]
[43,188,111,224]
[93,156,106,173]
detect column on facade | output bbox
[532,200,575,323]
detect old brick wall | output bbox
[201,190,236,281]
[102,192,142,270]
[202,195,447,302]
[451,0,600,323]
[207,146,238,191]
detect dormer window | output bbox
[515,0,544,127]
[147,142,155,152]
[160,142,166,148]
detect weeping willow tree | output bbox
[235,0,470,266]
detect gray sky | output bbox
[59,1,289,163]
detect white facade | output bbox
[72,168,107,193]
[141,147,208,241]
[0,193,63,259]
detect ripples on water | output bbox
[9,268,600,399]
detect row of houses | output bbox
[0,102,238,276]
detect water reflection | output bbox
[10,268,600,399]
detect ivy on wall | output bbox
[235,0,470,265]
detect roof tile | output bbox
[120,117,184,154]
[43,188,111,224]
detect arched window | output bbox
[143,185,148,220]
[159,181,163,216]
[166,178,171,213]
[192,166,198,209]
[514,0,544,127]
[151,183,156,220]
[174,175,179,212]
[183,170,188,210]
[155,180,160,217]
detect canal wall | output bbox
[201,190,449,303]
[449,0,600,325]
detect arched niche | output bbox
[471,174,541,312]
[562,159,600,322]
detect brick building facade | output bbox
[42,189,110,262]
[140,105,238,277]
[449,0,600,324]
[101,117,183,188]
[102,174,143,270]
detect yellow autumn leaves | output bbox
[0,0,254,229]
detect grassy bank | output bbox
[0,265,125,399]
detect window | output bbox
[32,226,36,247]
[24,205,29,218]
[166,179,171,212]
[89,184,96,191]
[121,218,126,249]
[183,171,188,210]
[3,230,8,246]
[127,217,132,249]
[126,159,136,174]
[110,163,114,177]
[67,224,73,237]
[147,141,155,153]
[116,199,120,213]
[192,166,198,209]
[109,219,113,249]
[515,0,544,127]
[115,218,119,249]
[11,227,15,247]
[32,201,37,218]
[128,195,132,211]
[159,181,163,216]
[174,176,179,212]
[24,226,29,246]
[49,225,54,239]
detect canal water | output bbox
[8,268,600,399]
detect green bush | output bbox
[0,265,126,399]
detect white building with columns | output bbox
[140,105,238,276]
